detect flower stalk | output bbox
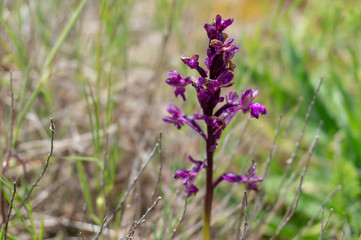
[204,124,216,239]
[163,15,267,239]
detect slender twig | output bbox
[319,208,333,239]
[122,196,162,239]
[102,134,109,214]
[294,185,341,240]
[0,154,11,223]
[276,79,322,198]
[323,208,333,230]
[262,116,282,180]
[1,72,16,223]
[252,79,323,239]
[249,116,282,225]
[341,212,345,240]
[4,176,19,239]
[170,196,188,239]
[171,173,191,239]
[150,132,163,203]
[8,71,15,152]
[132,193,139,230]
[93,216,108,240]
[20,118,55,207]
[238,159,255,240]
[239,190,248,240]
[101,141,159,229]
[270,127,320,240]
[319,204,325,240]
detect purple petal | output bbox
[213,165,263,191]
[173,156,206,197]
[174,87,186,101]
[166,71,192,100]
[240,89,259,108]
[163,105,207,139]
[211,39,239,64]
[162,104,185,129]
[220,18,234,30]
[165,71,191,88]
[186,184,199,196]
[227,91,239,103]
[181,55,199,69]
[222,172,247,183]
[166,104,184,117]
[250,102,267,119]
[174,169,189,179]
[162,116,183,129]
[217,70,234,85]
[204,15,234,40]
[188,155,207,173]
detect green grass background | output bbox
[0,0,360,239]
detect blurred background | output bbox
[0,0,360,239]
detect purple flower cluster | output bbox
[163,15,266,196]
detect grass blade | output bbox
[12,0,88,146]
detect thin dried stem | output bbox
[132,193,139,230]
[319,204,325,240]
[276,79,322,198]
[262,116,282,180]
[239,190,248,240]
[122,196,162,239]
[93,216,108,240]
[323,208,333,230]
[3,177,18,239]
[101,140,159,228]
[1,72,16,223]
[150,132,163,202]
[8,71,15,153]
[20,117,55,207]
[294,185,341,240]
[252,79,323,239]
[270,125,320,240]
[319,208,333,239]
[249,116,282,223]
[171,173,191,239]
[237,159,255,240]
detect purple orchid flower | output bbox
[163,15,267,238]
[214,89,267,121]
[174,156,207,196]
[213,165,263,191]
[181,55,200,69]
[204,15,234,41]
[162,104,207,140]
[165,71,192,101]
[164,15,266,194]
